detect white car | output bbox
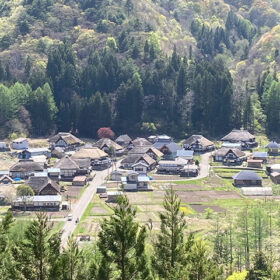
[67,214,73,221]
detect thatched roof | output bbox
[132,138,152,147]
[221,129,255,142]
[156,142,181,153]
[72,147,108,160]
[10,160,43,172]
[49,133,84,146]
[121,154,155,166]
[27,176,60,195]
[94,138,123,151]
[128,146,163,158]
[213,148,246,158]
[72,158,91,169]
[183,135,214,148]
[115,134,132,145]
[54,156,79,170]
[141,154,156,166]
[233,171,262,181]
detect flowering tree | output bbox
[97,127,115,139]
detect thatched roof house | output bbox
[10,160,44,178]
[94,138,123,153]
[115,135,132,146]
[132,138,152,147]
[221,129,257,148]
[72,147,108,160]
[54,156,79,178]
[27,176,60,195]
[49,132,84,150]
[128,146,163,159]
[182,135,214,152]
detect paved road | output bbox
[197,152,212,179]
[61,165,115,247]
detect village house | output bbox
[120,154,156,170]
[132,138,152,147]
[72,158,91,175]
[12,138,28,150]
[27,176,60,195]
[94,138,124,156]
[18,148,51,159]
[212,148,247,165]
[121,172,150,191]
[47,168,61,181]
[0,175,13,184]
[115,134,132,147]
[247,159,263,169]
[10,160,44,179]
[72,176,87,186]
[54,156,80,179]
[233,170,262,187]
[266,141,279,155]
[12,195,62,211]
[180,164,198,177]
[110,170,133,181]
[51,147,65,159]
[132,162,149,174]
[128,146,163,160]
[252,152,268,163]
[49,132,84,151]
[176,150,194,161]
[182,135,214,153]
[270,172,280,184]
[154,142,182,160]
[221,129,257,149]
[97,186,106,193]
[157,158,189,174]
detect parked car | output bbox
[67,214,72,221]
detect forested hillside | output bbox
[0,0,280,138]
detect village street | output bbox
[61,164,117,247]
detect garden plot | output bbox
[189,204,225,213]
[176,190,242,203]
[171,184,203,191]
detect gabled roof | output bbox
[221,129,255,142]
[94,138,123,151]
[27,176,60,195]
[72,158,91,169]
[158,142,181,153]
[176,150,194,157]
[139,154,156,166]
[115,134,132,144]
[128,146,163,158]
[266,141,279,149]
[213,148,246,158]
[10,160,44,172]
[132,162,149,168]
[232,171,262,181]
[121,154,155,166]
[49,132,84,146]
[132,138,152,147]
[54,156,79,170]
[252,152,268,158]
[183,135,213,148]
[72,147,108,160]
[0,175,13,183]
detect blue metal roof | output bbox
[253,152,268,158]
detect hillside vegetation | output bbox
[0,0,280,138]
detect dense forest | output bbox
[0,0,280,138]
[1,189,279,280]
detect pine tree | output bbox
[152,188,187,279]
[97,195,152,280]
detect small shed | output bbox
[270,172,280,184]
[0,142,9,151]
[96,186,107,193]
[107,191,123,202]
[247,159,262,169]
[252,152,268,163]
[12,138,28,150]
[72,176,87,186]
[266,141,279,155]
[241,187,273,196]
[233,170,262,186]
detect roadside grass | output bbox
[78,184,88,200]
[49,221,64,236]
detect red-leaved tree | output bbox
[97,127,115,139]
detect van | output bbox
[67,214,72,221]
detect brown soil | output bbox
[190,204,225,213]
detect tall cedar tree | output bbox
[97,195,152,280]
[152,187,187,279]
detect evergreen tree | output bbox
[97,195,152,280]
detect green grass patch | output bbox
[78,184,88,199]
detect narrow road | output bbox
[61,165,115,247]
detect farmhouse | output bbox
[213,148,247,165]
[27,176,60,195]
[121,154,156,170]
[221,129,257,149]
[12,195,62,211]
[49,132,84,151]
[233,171,262,186]
[115,134,132,147]
[12,138,28,150]
[247,159,262,169]
[47,168,60,181]
[157,158,188,174]
[94,138,124,156]
[51,147,65,159]
[252,152,268,163]
[110,170,134,181]
[266,141,279,155]
[132,162,149,174]
[10,160,44,179]
[0,175,13,184]
[72,158,91,175]
[128,146,163,160]
[182,135,214,152]
[132,138,152,147]
[54,156,79,179]
[176,150,194,161]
